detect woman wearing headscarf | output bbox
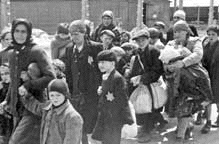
[91,10,120,46]
[164,20,212,143]
[0,18,55,144]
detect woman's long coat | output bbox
[202,40,219,103]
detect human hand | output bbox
[97,86,103,96]
[0,82,3,90]
[88,56,94,65]
[201,101,210,108]
[130,75,141,86]
[18,85,28,96]
[0,101,7,114]
[168,60,185,71]
[20,71,30,82]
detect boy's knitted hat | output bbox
[148,27,160,39]
[173,10,186,20]
[102,10,114,19]
[207,25,219,35]
[57,23,69,34]
[97,50,117,62]
[100,30,115,38]
[173,20,190,32]
[48,79,69,96]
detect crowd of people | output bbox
[0,9,218,144]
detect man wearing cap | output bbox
[166,10,198,43]
[130,29,164,143]
[100,29,115,50]
[148,27,164,50]
[154,21,166,44]
[64,20,103,144]
[91,10,120,46]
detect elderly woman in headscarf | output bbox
[0,18,55,144]
[91,10,120,46]
[163,20,212,143]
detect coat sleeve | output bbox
[23,46,56,91]
[63,114,83,144]
[21,95,44,116]
[113,75,128,108]
[182,39,203,67]
[50,39,58,59]
[141,49,164,85]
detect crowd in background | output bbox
[0,8,218,144]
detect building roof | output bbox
[170,0,219,7]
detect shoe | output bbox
[137,133,151,143]
[184,126,194,140]
[212,116,219,128]
[194,112,203,125]
[156,120,168,132]
[175,137,184,144]
[201,123,211,134]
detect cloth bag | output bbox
[130,84,152,114]
[151,77,168,109]
[121,101,137,139]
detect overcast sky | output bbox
[170,0,219,7]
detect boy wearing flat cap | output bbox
[92,50,132,144]
[21,79,83,144]
[100,29,115,50]
[130,29,164,143]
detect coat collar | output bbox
[43,99,71,115]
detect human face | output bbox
[13,24,28,44]
[2,33,12,47]
[121,33,129,43]
[101,34,113,46]
[49,91,65,106]
[0,70,10,83]
[71,32,85,45]
[174,30,187,43]
[207,30,218,44]
[102,16,112,27]
[173,16,183,23]
[98,61,115,73]
[135,36,149,49]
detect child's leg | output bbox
[201,104,212,134]
[177,116,192,139]
[102,125,122,144]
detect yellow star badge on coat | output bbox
[106,92,115,101]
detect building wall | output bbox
[6,0,170,34]
[143,0,170,27]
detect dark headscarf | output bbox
[11,18,33,47]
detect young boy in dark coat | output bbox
[0,64,13,141]
[92,50,132,144]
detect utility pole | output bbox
[136,0,143,28]
[179,0,183,10]
[174,0,177,11]
[208,0,214,25]
[81,0,89,21]
[197,6,200,25]
[1,0,11,30]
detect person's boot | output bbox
[212,115,219,127]
[137,133,151,143]
[201,120,211,134]
[184,126,194,140]
[195,111,203,125]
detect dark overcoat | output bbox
[64,39,102,133]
